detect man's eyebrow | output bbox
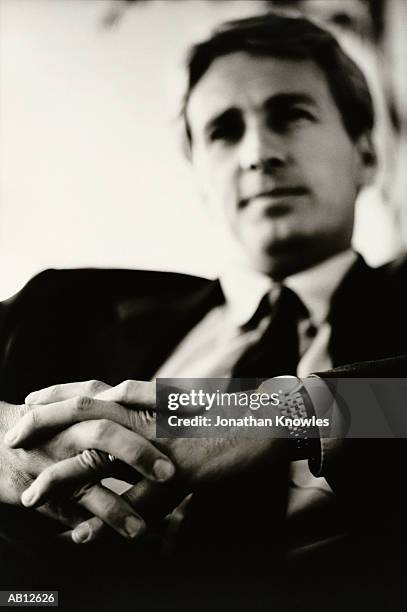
[264,93,318,109]
[202,93,317,131]
[199,93,317,137]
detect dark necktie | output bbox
[231,286,308,388]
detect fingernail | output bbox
[72,523,91,544]
[153,459,175,481]
[21,488,37,507]
[4,430,18,446]
[124,516,144,538]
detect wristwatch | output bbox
[257,376,321,467]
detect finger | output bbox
[21,451,126,507]
[39,419,174,483]
[56,529,80,544]
[61,517,105,545]
[22,465,146,542]
[20,462,145,542]
[21,458,87,508]
[72,483,146,542]
[36,498,92,530]
[63,419,175,482]
[122,478,188,524]
[95,380,156,410]
[63,421,175,481]
[5,396,136,447]
[69,479,188,544]
[25,380,112,405]
[97,380,203,416]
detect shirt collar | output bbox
[219,249,358,328]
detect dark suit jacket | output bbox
[1,256,407,577]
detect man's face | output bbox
[187,52,373,278]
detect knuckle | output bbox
[85,380,105,396]
[77,449,106,473]
[116,380,134,401]
[128,410,155,439]
[128,409,141,432]
[74,395,94,413]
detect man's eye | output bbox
[208,125,241,144]
[208,126,228,141]
[269,107,315,131]
[207,112,244,145]
[287,107,314,121]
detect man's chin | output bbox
[242,236,318,280]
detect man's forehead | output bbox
[187,52,330,131]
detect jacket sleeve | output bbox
[313,355,407,531]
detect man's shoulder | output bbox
[364,253,407,297]
[339,252,407,294]
[6,268,215,308]
[376,253,407,280]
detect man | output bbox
[1,12,407,606]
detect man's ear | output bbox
[355,132,377,188]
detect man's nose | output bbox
[239,124,287,172]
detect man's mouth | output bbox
[239,186,308,214]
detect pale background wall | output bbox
[0,0,399,300]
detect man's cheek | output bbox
[206,184,233,221]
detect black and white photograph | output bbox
[1,1,407,610]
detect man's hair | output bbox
[181,13,374,153]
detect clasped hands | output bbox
[2,380,283,545]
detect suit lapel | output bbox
[106,280,224,383]
[328,256,407,367]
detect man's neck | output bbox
[219,249,357,328]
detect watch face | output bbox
[257,376,303,396]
